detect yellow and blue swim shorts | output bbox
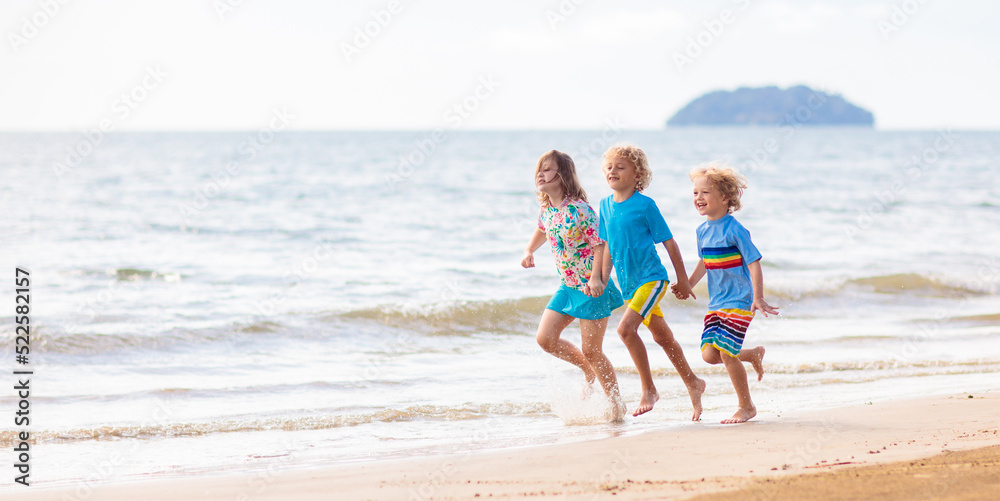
[625,280,668,327]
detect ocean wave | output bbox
[26,318,288,355]
[620,358,1000,377]
[237,320,283,333]
[326,273,992,333]
[945,312,1000,324]
[770,273,991,301]
[329,296,549,335]
[28,326,238,355]
[0,380,405,405]
[610,358,1000,399]
[843,273,983,298]
[114,268,181,282]
[22,295,550,355]
[21,275,993,356]
[0,402,551,446]
[5,358,998,447]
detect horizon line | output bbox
[1,126,995,133]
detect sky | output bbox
[2,0,998,131]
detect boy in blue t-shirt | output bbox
[676,164,778,424]
[595,145,705,419]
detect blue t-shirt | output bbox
[598,192,672,300]
[696,214,762,310]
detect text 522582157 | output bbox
[14,267,32,486]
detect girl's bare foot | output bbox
[721,406,756,424]
[583,362,597,385]
[747,346,765,381]
[688,378,706,421]
[608,398,627,422]
[632,390,659,417]
[580,365,597,399]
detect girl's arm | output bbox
[521,228,547,268]
[602,244,614,282]
[748,260,779,316]
[663,239,695,300]
[585,243,607,297]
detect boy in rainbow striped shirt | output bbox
[677,164,778,424]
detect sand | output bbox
[8,392,999,500]
[688,444,1000,501]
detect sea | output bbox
[1,128,998,490]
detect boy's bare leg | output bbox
[580,318,626,421]
[739,346,766,381]
[617,309,659,416]
[721,353,756,424]
[536,309,596,384]
[647,315,705,421]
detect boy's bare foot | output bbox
[688,378,706,421]
[748,346,765,381]
[721,406,756,424]
[632,390,659,417]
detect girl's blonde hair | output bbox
[603,144,652,192]
[535,150,587,208]
[688,163,747,213]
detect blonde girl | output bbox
[521,150,625,419]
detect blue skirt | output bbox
[545,281,624,320]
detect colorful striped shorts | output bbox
[700,308,754,357]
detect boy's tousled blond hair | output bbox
[603,144,652,192]
[689,163,747,213]
[535,150,587,208]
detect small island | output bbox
[667,85,874,127]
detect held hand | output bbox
[521,252,534,269]
[751,297,779,317]
[586,277,605,298]
[670,281,696,301]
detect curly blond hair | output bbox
[534,150,587,208]
[603,144,652,192]
[688,163,747,213]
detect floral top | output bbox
[538,198,605,291]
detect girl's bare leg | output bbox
[580,317,625,421]
[536,309,595,383]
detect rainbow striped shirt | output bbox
[703,246,743,270]
[696,215,762,310]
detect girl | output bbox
[521,150,626,420]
